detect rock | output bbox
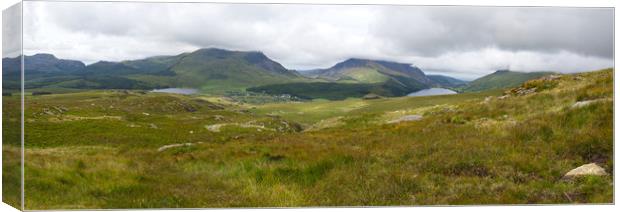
[52,106,68,113]
[157,142,194,152]
[562,163,608,180]
[572,100,596,108]
[362,93,382,100]
[571,98,610,109]
[205,122,275,133]
[148,123,158,129]
[42,108,56,116]
[388,115,423,124]
[508,87,537,96]
[541,75,561,81]
[498,95,510,100]
[213,115,225,121]
[142,112,150,116]
[206,124,225,132]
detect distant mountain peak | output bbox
[91,61,118,65]
[31,53,58,60]
[191,48,236,58]
[1,53,86,74]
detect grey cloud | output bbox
[2,2,22,57]
[373,6,613,58]
[21,2,614,77]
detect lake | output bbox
[150,88,198,95]
[407,88,457,97]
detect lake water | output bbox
[150,88,198,95]
[407,88,457,97]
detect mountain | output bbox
[427,75,468,88]
[85,61,143,75]
[160,48,304,91]
[120,54,187,75]
[2,48,308,93]
[2,54,90,90]
[309,58,432,85]
[460,70,554,92]
[249,59,434,100]
[2,53,86,74]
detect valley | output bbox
[1,64,613,208]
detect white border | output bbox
[1,0,618,212]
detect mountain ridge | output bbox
[305,58,432,85]
[2,48,309,92]
[459,70,555,92]
[3,49,561,97]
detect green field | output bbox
[2,69,613,209]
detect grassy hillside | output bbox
[460,70,553,92]
[428,75,468,88]
[165,49,309,93]
[252,89,501,125]
[306,58,432,94]
[3,49,312,94]
[2,68,612,209]
[247,78,428,100]
[338,67,391,83]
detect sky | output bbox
[19,1,614,79]
[2,2,21,58]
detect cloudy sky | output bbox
[21,1,613,79]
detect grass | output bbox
[252,89,502,126]
[1,68,613,209]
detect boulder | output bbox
[562,163,608,180]
[387,115,423,124]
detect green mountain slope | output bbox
[427,75,468,88]
[461,70,553,92]
[260,58,433,99]
[162,48,306,93]
[3,48,311,93]
[310,58,432,85]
